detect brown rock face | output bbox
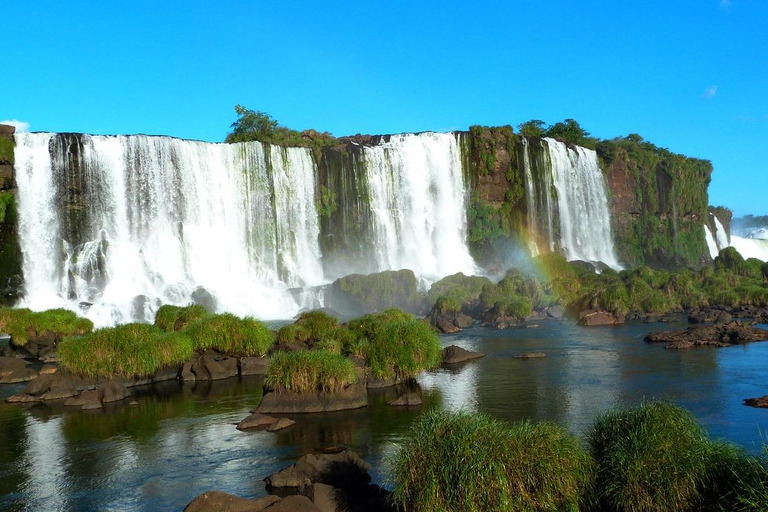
[578,311,625,326]
[442,345,484,365]
[645,323,768,349]
[256,383,367,414]
[183,491,280,512]
[265,449,371,489]
[744,396,768,408]
[0,356,38,383]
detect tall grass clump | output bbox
[0,308,93,346]
[699,442,768,512]
[389,409,593,512]
[349,311,441,380]
[276,310,340,345]
[588,401,712,512]
[58,324,192,378]
[154,304,209,332]
[265,350,357,393]
[185,313,274,356]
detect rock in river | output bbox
[645,322,768,349]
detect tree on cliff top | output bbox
[225,105,336,148]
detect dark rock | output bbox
[64,389,102,408]
[153,365,180,383]
[191,286,218,312]
[181,359,197,381]
[0,356,38,383]
[513,352,546,359]
[388,392,422,406]
[578,311,624,326]
[304,482,348,512]
[644,314,660,323]
[40,364,57,375]
[21,330,60,360]
[240,356,269,376]
[715,311,733,324]
[99,380,130,403]
[184,491,280,512]
[191,352,238,381]
[237,412,278,431]
[744,396,768,408]
[7,373,78,402]
[263,495,321,512]
[645,322,768,349]
[366,375,400,389]
[454,314,473,328]
[257,383,367,414]
[266,418,296,432]
[265,449,371,489]
[435,316,460,334]
[275,342,308,353]
[442,345,484,365]
[347,355,366,368]
[480,309,525,329]
[0,124,15,134]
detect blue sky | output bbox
[2,1,766,215]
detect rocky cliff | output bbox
[0,124,22,304]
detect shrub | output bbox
[432,296,462,315]
[265,350,357,393]
[184,313,274,356]
[292,310,339,344]
[588,402,712,512]
[427,273,493,306]
[389,410,593,512]
[351,313,442,380]
[59,324,192,378]
[154,304,209,332]
[0,308,93,346]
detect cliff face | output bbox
[0,124,22,304]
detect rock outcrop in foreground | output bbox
[645,322,768,349]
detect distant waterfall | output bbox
[14,133,322,326]
[362,133,476,283]
[705,225,719,259]
[542,138,621,268]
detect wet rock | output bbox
[19,330,60,361]
[237,412,278,431]
[191,352,238,381]
[715,311,733,324]
[99,380,131,403]
[191,286,217,312]
[513,352,546,359]
[303,482,348,512]
[40,364,57,375]
[545,305,565,319]
[181,359,196,381]
[388,392,422,406]
[365,375,401,389]
[240,356,269,376]
[442,345,484,365]
[184,491,280,511]
[646,322,768,349]
[0,356,38,383]
[64,389,103,409]
[578,311,624,326]
[265,449,371,489]
[266,418,296,432]
[435,316,460,334]
[264,495,321,512]
[744,396,768,408]
[152,365,180,383]
[257,383,367,414]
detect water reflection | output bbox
[1,322,768,510]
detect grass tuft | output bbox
[184,313,274,357]
[265,349,357,393]
[0,308,93,346]
[154,304,209,332]
[58,324,192,378]
[389,409,593,512]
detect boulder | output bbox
[303,482,348,512]
[434,317,460,334]
[578,311,624,326]
[40,364,57,375]
[266,418,296,432]
[6,372,79,402]
[0,356,38,383]
[544,305,565,319]
[240,356,269,376]
[744,396,768,408]
[715,311,733,324]
[237,412,278,431]
[184,491,280,512]
[191,352,238,381]
[265,449,371,489]
[257,383,367,414]
[19,330,60,361]
[513,352,546,359]
[388,392,422,407]
[366,375,401,389]
[152,365,180,383]
[64,389,102,409]
[454,313,473,328]
[191,286,218,312]
[442,345,484,365]
[263,495,321,512]
[645,322,768,349]
[99,380,131,403]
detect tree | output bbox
[544,118,598,148]
[517,119,547,137]
[225,105,280,143]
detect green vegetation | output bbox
[154,304,209,332]
[390,409,593,512]
[427,272,492,308]
[0,137,13,164]
[0,308,93,346]
[58,324,192,378]
[333,269,424,314]
[264,349,357,393]
[317,184,337,218]
[184,313,274,357]
[589,402,711,511]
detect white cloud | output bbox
[702,85,718,99]
[0,119,30,132]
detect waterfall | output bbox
[543,138,621,268]
[713,216,730,250]
[704,226,719,259]
[14,133,322,326]
[362,132,476,283]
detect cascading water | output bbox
[705,226,719,259]
[713,216,730,250]
[543,138,621,269]
[362,132,476,283]
[14,133,322,326]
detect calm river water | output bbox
[1,320,767,511]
